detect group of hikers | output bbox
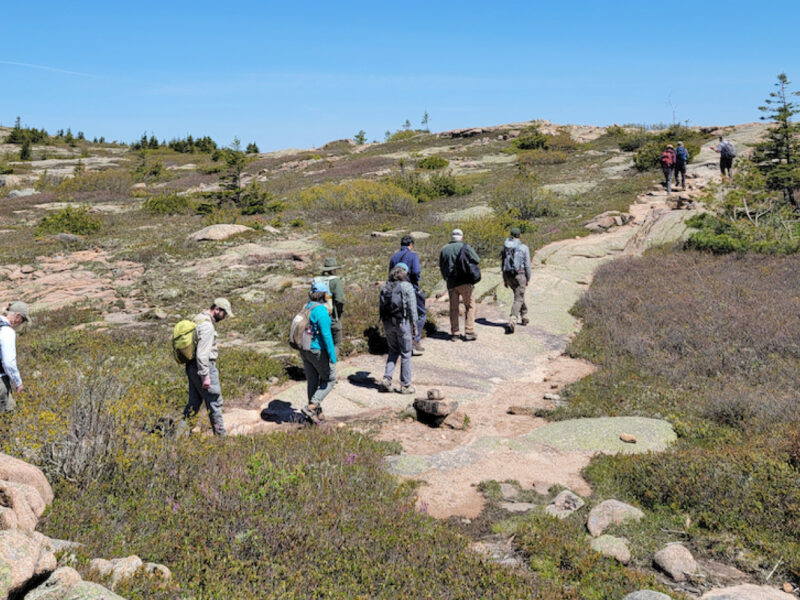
[660,135,736,194]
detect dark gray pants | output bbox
[300,347,336,405]
[383,320,412,386]
[662,167,673,193]
[184,360,226,436]
[413,287,426,343]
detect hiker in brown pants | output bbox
[438,228,481,341]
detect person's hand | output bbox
[504,281,509,288]
[201,376,211,390]
[14,384,23,393]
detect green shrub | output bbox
[296,179,416,215]
[56,169,133,195]
[518,148,569,166]
[385,129,418,143]
[143,193,190,215]
[491,177,559,221]
[386,171,471,202]
[513,125,548,150]
[237,181,278,215]
[417,155,449,170]
[460,216,510,258]
[35,206,100,236]
[630,126,705,171]
[686,212,800,254]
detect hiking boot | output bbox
[412,341,425,355]
[396,385,416,395]
[378,377,392,392]
[463,332,477,342]
[301,403,322,425]
[520,317,529,326]
[506,321,515,334]
[449,333,460,342]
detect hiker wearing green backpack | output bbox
[181,298,233,436]
[296,281,338,424]
[313,257,345,348]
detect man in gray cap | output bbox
[1,301,31,412]
[183,298,233,435]
[438,228,480,341]
[501,227,531,334]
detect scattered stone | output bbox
[653,543,698,582]
[499,483,519,500]
[620,433,637,443]
[6,187,39,199]
[370,229,404,238]
[543,392,561,401]
[407,231,430,240]
[783,583,794,594]
[499,501,537,513]
[587,499,644,536]
[700,584,795,599]
[131,182,147,190]
[55,233,82,243]
[590,534,631,564]
[188,223,253,241]
[413,393,458,428]
[544,490,585,519]
[622,592,672,600]
[145,562,172,580]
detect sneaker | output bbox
[449,333,460,342]
[301,403,322,424]
[520,317,529,326]
[412,341,425,355]
[378,377,392,392]
[506,321,515,334]
[463,332,477,342]
[396,385,416,395]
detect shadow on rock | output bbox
[260,400,308,424]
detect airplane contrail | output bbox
[0,60,97,78]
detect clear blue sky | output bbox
[2,1,798,151]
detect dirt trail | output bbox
[223,123,765,519]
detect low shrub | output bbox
[630,125,705,171]
[386,171,471,202]
[417,155,449,170]
[490,177,559,221]
[295,179,416,215]
[518,148,569,166]
[686,212,800,254]
[143,193,190,215]
[55,169,133,195]
[385,129,418,143]
[35,206,100,236]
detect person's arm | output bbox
[314,306,337,363]
[194,319,214,379]
[0,328,22,390]
[403,283,419,331]
[439,250,448,280]
[523,245,532,282]
[408,252,421,286]
[468,244,480,264]
[330,277,345,304]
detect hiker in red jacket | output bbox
[660,144,677,194]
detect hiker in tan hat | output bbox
[313,257,345,348]
[1,301,31,412]
[183,298,233,435]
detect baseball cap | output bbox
[7,301,31,324]
[214,297,234,318]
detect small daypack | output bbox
[660,149,676,167]
[675,146,689,165]
[172,320,197,364]
[379,281,408,324]
[501,245,517,274]
[311,275,336,318]
[452,243,481,285]
[721,141,736,158]
[289,303,319,351]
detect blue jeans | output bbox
[184,360,226,436]
[383,320,412,386]
[300,348,336,405]
[413,286,426,343]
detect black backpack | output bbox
[501,245,517,274]
[452,243,481,286]
[379,281,408,324]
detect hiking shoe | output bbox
[378,377,392,392]
[520,317,529,326]
[506,322,515,334]
[463,332,477,342]
[449,333,460,342]
[412,341,425,355]
[301,403,322,425]
[396,385,416,395]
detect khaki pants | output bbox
[504,272,528,323]
[0,376,14,413]
[448,284,475,335]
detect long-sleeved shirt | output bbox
[307,303,337,363]
[380,280,419,330]
[388,247,421,287]
[438,241,480,287]
[0,316,22,388]
[193,311,218,378]
[502,238,532,280]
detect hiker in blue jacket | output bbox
[299,280,338,423]
[674,141,689,190]
[388,235,426,355]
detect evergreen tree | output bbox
[7,116,24,144]
[421,111,430,132]
[220,137,246,205]
[754,73,800,209]
[354,130,366,145]
[19,139,32,161]
[246,142,260,154]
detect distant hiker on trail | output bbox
[501,227,531,334]
[379,263,419,394]
[183,298,232,436]
[389,235,426,355]
[660,144,676,194]
[314,258,345,348]
[439,228,481,342]
[0,301,31,413]
[297,281,337,424]
[711,136,735,177]
[674,141,689,190]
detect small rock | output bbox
[783,583,794,594]
[700,583,796,599]
[545,490,585,519]
[413,398,458,427]
[110,554,143,586]
[427,389,444,400]
[587,499,644,536]
[145,562,172,580]
[499,483,519,500]
[188,223,253,241]
[7,188,39,199]
[620,433,637,443]
[622,592,672,600]
[55,232,82,243]
[653,543,698,582]
[20,265,35,274]
[407,231,430,240]
[590,534,631,564]
[543,393,561,401]
[499,501,537,513]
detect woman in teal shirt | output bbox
[299,281,337,423]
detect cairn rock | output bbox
[700,584,796,599]
[589,534,631,564]
[0,453,54,505]
[622,592,672,600]
[653,543,698,582]
[188,223,253,242]
[586,499,644,537]
[413,389,457,427]
[26,566,126,600]
[544,490,585,519]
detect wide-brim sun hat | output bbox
[7,301,31,324]
[214,297,234,318]
[321,257,341,271]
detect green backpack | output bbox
[172,319,197,364]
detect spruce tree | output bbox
[19,139,32,161]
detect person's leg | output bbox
[183,362,203,420]
[461,284,476,336]
[516,273,528,324]
[301,351,319,402]
[508,275,522,323]
[331,319,343,347]
[720,158,725,175]
[414,287,426,344]
[448,287,460,335]
[398,320,413,387]
[383,321,400,382]
[202,361,226,436]
[309,348,335,405]
[0,376,14,413]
